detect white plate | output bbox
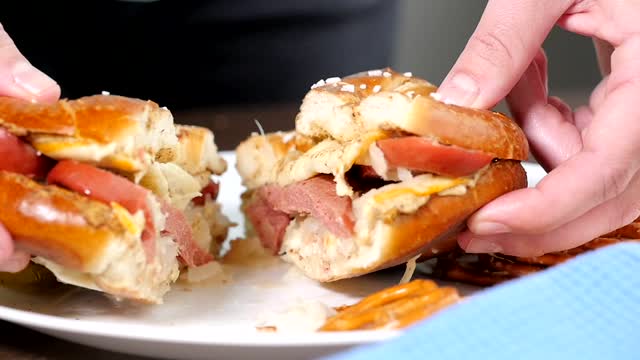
[0,152,548,360]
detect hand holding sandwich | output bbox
[0,23,60,272]
[438,1,640,257]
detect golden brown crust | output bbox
[68,95,151,144]
[386,160,527,262]
[277,160,528,282]
[0,171,131,272]
[334,160,527,280]
[408,96,529,161]
[297,68,529,161]
[0,97,75,136]
[0,94,178,174]
[320,279,460,331]
[0,95,148,141]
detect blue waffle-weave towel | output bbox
[325,242,640,360]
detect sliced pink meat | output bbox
[245,175,356,254]
[244,195,291,255]
[377,136,493,177]
[0,127,53,179]
[261,175,355,238]
[47,160,157,261]
[160,200,214,267]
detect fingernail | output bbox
[472,221,511,235]
[436,73,479,107]
[465,239,504,254]
[12,61,58,98]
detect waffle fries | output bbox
[320,279,460,331]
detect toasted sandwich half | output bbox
[0,94,232,303]
[235,69,528,282]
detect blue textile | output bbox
[326,242,640,360]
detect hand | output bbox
[0,22,60,271]
[435,1,640,257]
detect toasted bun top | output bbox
[0,95,153,140]
[0,97,75,136]
[295,68,528,161]
[0,94,179,173]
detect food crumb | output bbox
[256,326,277,333]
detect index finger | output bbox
[0,23,60,103]
[436,0,573,109]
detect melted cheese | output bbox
[110,202,144,237]
[352,173,473,243]
[373,178,468,204]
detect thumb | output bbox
[0,23,59,103]
[435,0,572,109]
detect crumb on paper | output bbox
[256,300,337,333]
[180,261,232,284]
[256,326,277,333]
[222,236,273,265]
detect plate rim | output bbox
[0,303,400,346]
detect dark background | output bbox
[0,0,398,111]
[0,1,601,150]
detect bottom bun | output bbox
[0,171,180,304]
[279,160,527,282]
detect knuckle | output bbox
[600,164,632,202]
[467,28,517,72]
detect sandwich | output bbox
[235,68,529,282]
[0,93,232,304]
